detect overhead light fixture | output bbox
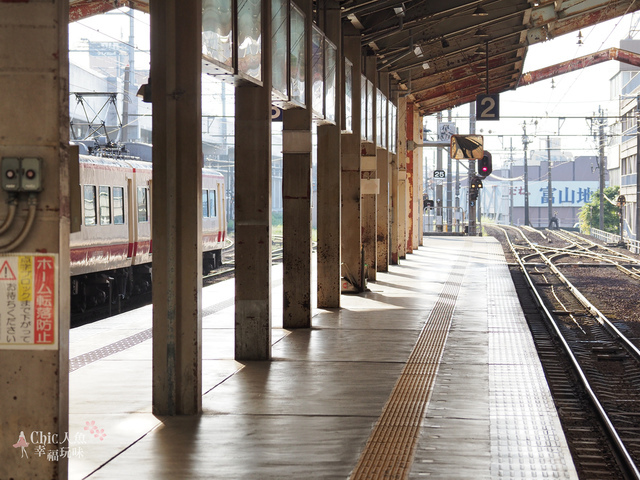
[472,6,488,16]
[474,28,489,38]
[413,45,423,57]
[369,41,379,51]
[422,62,430,70]
[392,71,401,81]
[393,6,405,16]
[577,30,583,45]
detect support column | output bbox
[406,101,415,252]
[317,1,341,308]
[235,1,273,358]
[376,73,390,272]
[390,143,400,264]
[152,0,203,415]
[377,147,390,272]
[361,143,377,281]
[0,2,70,478]
[362,57,377,281]
[397,96,408,259]
[283,0,312,328]
[341,27,363,289]
[414,107,423,247]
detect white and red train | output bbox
[70,153,226,311]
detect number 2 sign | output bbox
[476,94,499,121]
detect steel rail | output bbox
[498,225,640,480]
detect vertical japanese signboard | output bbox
[0,254,58,349]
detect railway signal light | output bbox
[478,151,492,178]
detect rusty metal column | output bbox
[341,26,363,290]
[282,0,312,328]
[0,2,70,478]
[316,1,342,308]
[235,1,273,357]
[151,0,203,415]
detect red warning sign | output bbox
[0,260,16,280]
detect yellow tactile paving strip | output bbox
[349,251,468,479]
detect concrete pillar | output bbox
[390,147,399,264]
[317,1,342,308]
[235,1,273,358]
[283,0,312,328]
[406,101,415,252]
[361,57,377,282]
[414,108,423,247]
[377,74,390,272]
[341,27,363,290]
[361,144,377,281]
[397,97,408,259]
[0,2,70,479]
[151,0,203,415]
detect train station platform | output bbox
[67,236,578,479]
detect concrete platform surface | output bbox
[62,236,577,480]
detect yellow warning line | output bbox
[350,258,467,479]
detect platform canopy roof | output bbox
[69,0,640,116]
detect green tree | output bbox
[578,185,620,234]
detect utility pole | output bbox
[509,137,514,225]
[522,123,531,226]
[598,106,605,231]
[468,103,477,235]
[547,136,552,227]
[446,109,452,232]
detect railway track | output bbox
[489,225,640,479]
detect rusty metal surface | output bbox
[518,47,640,87]
[69,0,149,22]
[342,0,640,115]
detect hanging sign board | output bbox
[450,135,484,159]
[476,94,500,121]
[0,254,58,350]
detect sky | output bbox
[425,12,640,168]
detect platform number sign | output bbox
[476,94,499,121]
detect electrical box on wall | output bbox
[21,157,43,192]
[2,157,21,191]
[1,156,44,192]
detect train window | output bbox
[99,186,111,225]
[137,187,149,223]
[209,189,217,217]
[84,185,97,226]
[113,187,125,224]
[202,190,209,217]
